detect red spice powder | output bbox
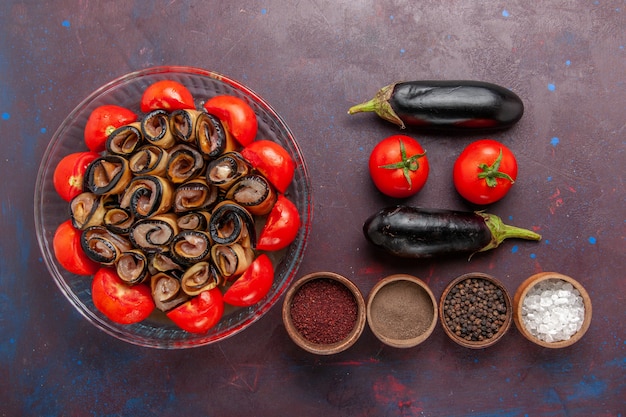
[289,278,358,345]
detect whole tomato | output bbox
[53,151,101,202]
[368,135,429,198]
[84,105,138,152]
[91,267,155,325]
[166,287,224,333]
[453,139,518,205]
[204,95,258,146]
[223,254,274,307]
[140,80,195,113]
[257,195,301,251]
[241,140,295,193]
[53,219,100,276]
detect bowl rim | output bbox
[366,273,438,348]
[439,272,513,349]
[34,66,313,349]
[282,271,367,355]
[512,272,592,348]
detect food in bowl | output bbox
[35,67,311,348]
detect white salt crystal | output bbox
[540,297,553,307]
[521,278,586,343]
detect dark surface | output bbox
[1,1,624,416]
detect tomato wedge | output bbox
[241,140,295,193]
[203,95,258,146]
[53,151,101,202]
[257,195,301,251]
[140,80,195,113]
[91,267,155,324]
[53,219,100,276]
[166,287,224,333]
[223,254,274,307]
[84,105,138,152]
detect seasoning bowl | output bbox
[439,272,512,349]
[513,272,592,348]
[366,274,438,348]
[282,272,366,355]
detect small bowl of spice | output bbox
[513,272,592,348]
[282,272,366,355]
[366,274,438,348]
[439,272,512,349]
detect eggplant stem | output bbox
[477,212,541,254]
[347,83,406,128]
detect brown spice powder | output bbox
[370,280,434,340]
[290,278,358,345]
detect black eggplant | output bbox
[348,81,524,131]
[363,206,541,259]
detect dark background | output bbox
[1,1,624,416]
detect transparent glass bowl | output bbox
[34,66,312,349]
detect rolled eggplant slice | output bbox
[119,175,174,219]
[84,155,133,196]
[151,272,189,312]
[211,243,254,280]
[105,122,143,156]
[149,251,183,274]
[116,249,150,285]
[103,207,135,235]
[176,210,211,231]
[196,112,236,158]
[205,152,251,190]
[180,261,223,296]
[128,213,179,253]
[141,109,176,149]
[129,145,169,177]
[169,109,204,143]
[81,226,133,266]
[225,174,277,216]
[70,192,108,230]
[166,144,205,184]
[170,230,212,266]
[173,177,219,213]
[208,201,256,247]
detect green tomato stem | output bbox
[377,138,426,190]
[477,148,515,187]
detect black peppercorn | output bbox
[443,277,508,343]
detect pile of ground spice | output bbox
[369,280,434,340]
[289,278,358,345]
[442,277,508,342]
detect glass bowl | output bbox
[34,66,312,349]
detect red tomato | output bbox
[203,95,258,146]
[84,105,138,152]
[166,288,224,333]
[368,135,429,198]
[53,220,100,276]
[91,267,155,325]
[53,151,101,202]
[140,80,195,113]
[453,139,518,205]
[223,254,274,307]
[241,140,295,193]
[257,195,301,251]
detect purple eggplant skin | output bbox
[348,81,524,132]
[363,206,541,259]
